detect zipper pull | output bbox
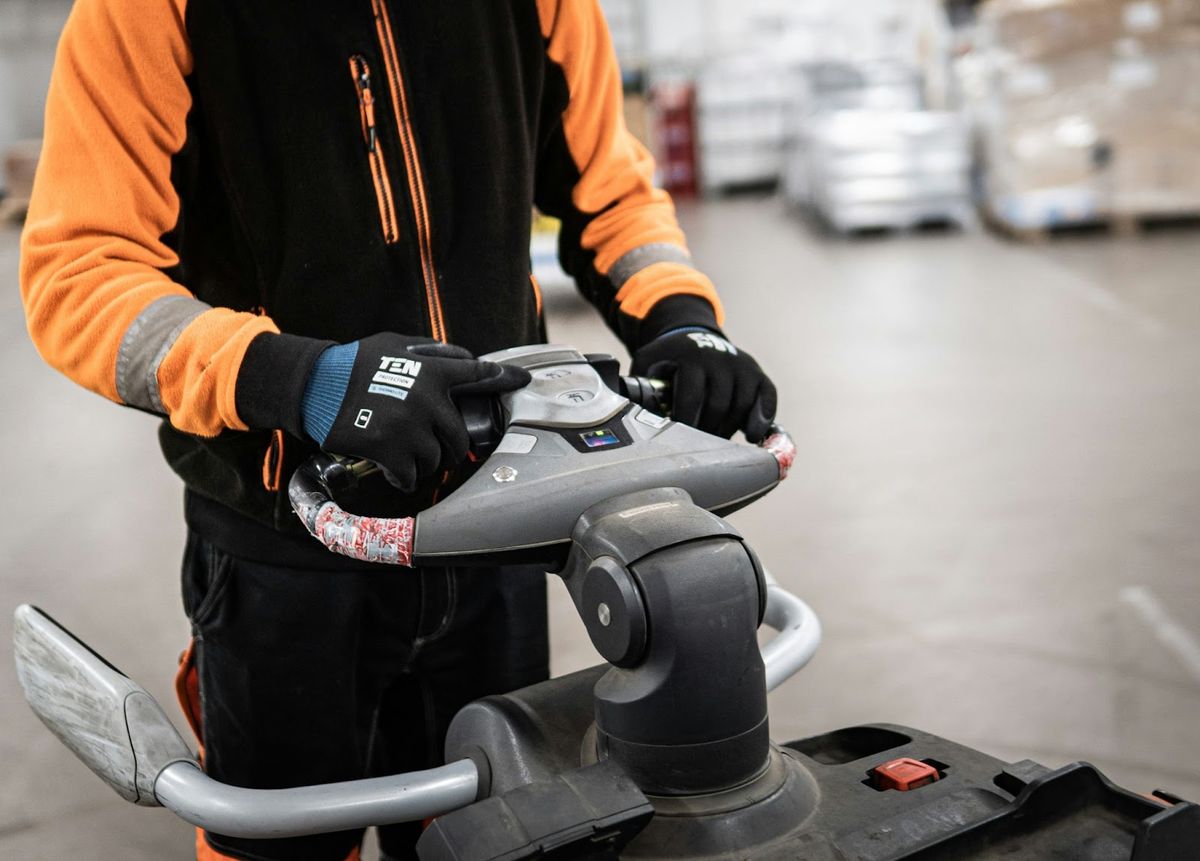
[355,60,379,153]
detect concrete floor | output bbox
[2,199,1199,858]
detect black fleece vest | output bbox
[162,0,561,531]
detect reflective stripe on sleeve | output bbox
[607,243,694,290]
[115,295,211,413]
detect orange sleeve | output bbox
[534,0,724,346]
[19,0,278,438]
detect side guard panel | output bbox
[12,605,196,805]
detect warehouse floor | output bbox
[2,197,1199,858]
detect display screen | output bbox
[580,428,622,449]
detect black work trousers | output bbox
[179,510,549,861]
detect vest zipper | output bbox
[369,0,447,342]
[350,56,399,244]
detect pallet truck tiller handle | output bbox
[13,346,818,839]
[288,374,796,568]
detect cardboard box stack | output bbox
[976,0,1200,230]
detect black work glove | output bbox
[301,333,529,492]
[632,328,777,443]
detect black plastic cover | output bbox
[415,760,653,861]
[900,762,1200,860]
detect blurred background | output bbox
[3,0,1200,857]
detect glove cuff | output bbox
[655,325,723,341]
[300,342,359,445]
[235,332,334,437]
[636,295,723,349]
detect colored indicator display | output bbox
[580,428,621,449]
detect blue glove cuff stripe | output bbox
[301,341,359,445]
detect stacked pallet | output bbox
[690,0,953,195]
[800,109,973,233]
[785,62,973,233]
[976,0,1200,235]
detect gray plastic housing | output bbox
[12,605,196,805]
[413,346,781,564]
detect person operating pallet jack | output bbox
[19,2,776,859]
[16,348,1199,858]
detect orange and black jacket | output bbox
[21,0,725,533]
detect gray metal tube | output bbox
[761,574,822,692]
[154,759,478,839]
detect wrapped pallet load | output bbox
[785,62,972,233]
[977,0,1200,233]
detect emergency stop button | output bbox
[870,757,940,791]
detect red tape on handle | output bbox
[292,491,415,566]
[762,430,796,481]
[290,424,795,566]
[314,503,414,566]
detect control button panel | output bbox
[503,361,628,429]
[635,410,670,430]
[495,433,538,455]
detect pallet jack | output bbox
[13,344,1200,858]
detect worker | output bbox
[19,1,777,859]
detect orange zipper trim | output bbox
[350,56,399,244]
[370,0,447,341]
[261,428,285,492]
[529,273,543,316]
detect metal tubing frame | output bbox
[153,759,479,839]
[150,582,817,838]
[148,583,816,837]
[14,570,817,841]
[761,572,823,692]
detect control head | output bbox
[411,345,787,567]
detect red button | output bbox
[871,757,940,791]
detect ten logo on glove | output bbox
[300,333,530,492]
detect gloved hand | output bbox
[632,328,777,443]
[300,333,530,491]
